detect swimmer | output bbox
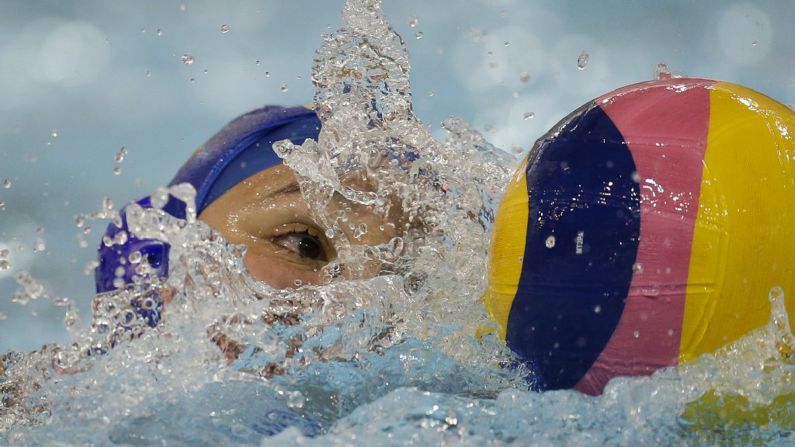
[95,105,404,326]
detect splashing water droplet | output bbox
[415,31,423,39]
[220,24,230,34]
[179,3,186,11]
[280,83,289,92]
[633,330,640,339]
[545,235,556,248]
[265,71,271,78]
[180,54,195,65]
[287,390,305,409]
[522,112,534,120]
[0,260,9,271]
[50,130,59,138]
[255,60,261,66]
[503,41,510,46]
[519,71,530,83]
[145,69,151,77]
[3,179,11,189]
[408,16,418,28]
[577,50,589,70]
[114,146,128,163]
[156,28,163,37]
[655,63,672,80]
[113,167,122,176]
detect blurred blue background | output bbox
[1,0,793,352]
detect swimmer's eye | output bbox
[270,228,330,261]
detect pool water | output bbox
[2,1,794,446]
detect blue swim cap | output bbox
[95,105,321,312]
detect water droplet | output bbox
[33,238,46,253]
[577,50,589,70]
[3,179,11,189]
[415,31,424,40]
[113,166,122,176]
[408,16,419,28]
[156,29,163,37]
[293,279,303,287]
[593,305,601,314]
[145,69,151,77]
[179,3,186,11]
[0,249,9,258]
[140,27,146,33]
[427,91,434,97]
[655,63,672,80]
[114,146,128,163]
[203,69,208,74]
[631,171,641,183]
[751,40,758,46]
[545,235,556,248]
[50,129,59,138]
[265,71,270,78]
[180,54,195,65]
[220,24,230,34]
[0,312,5,320]
[255,60,261,66]
[189,77,196,83]
[128,251,142,264]
[287,390,304,409]
[280,83,289,92]
[0,260,9,271]
[503,41,510,46]
[633,330,640,339]
[632,262,643,274]
[519,71,530,83]
[523,112,535,120]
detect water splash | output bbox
[2,0,793,446]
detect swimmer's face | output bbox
[198,164,398,289]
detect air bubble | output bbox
[577,50,589,70]
[180,54,195,65]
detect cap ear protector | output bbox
[94,106,321,327]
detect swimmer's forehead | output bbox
[235,165,301,199]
